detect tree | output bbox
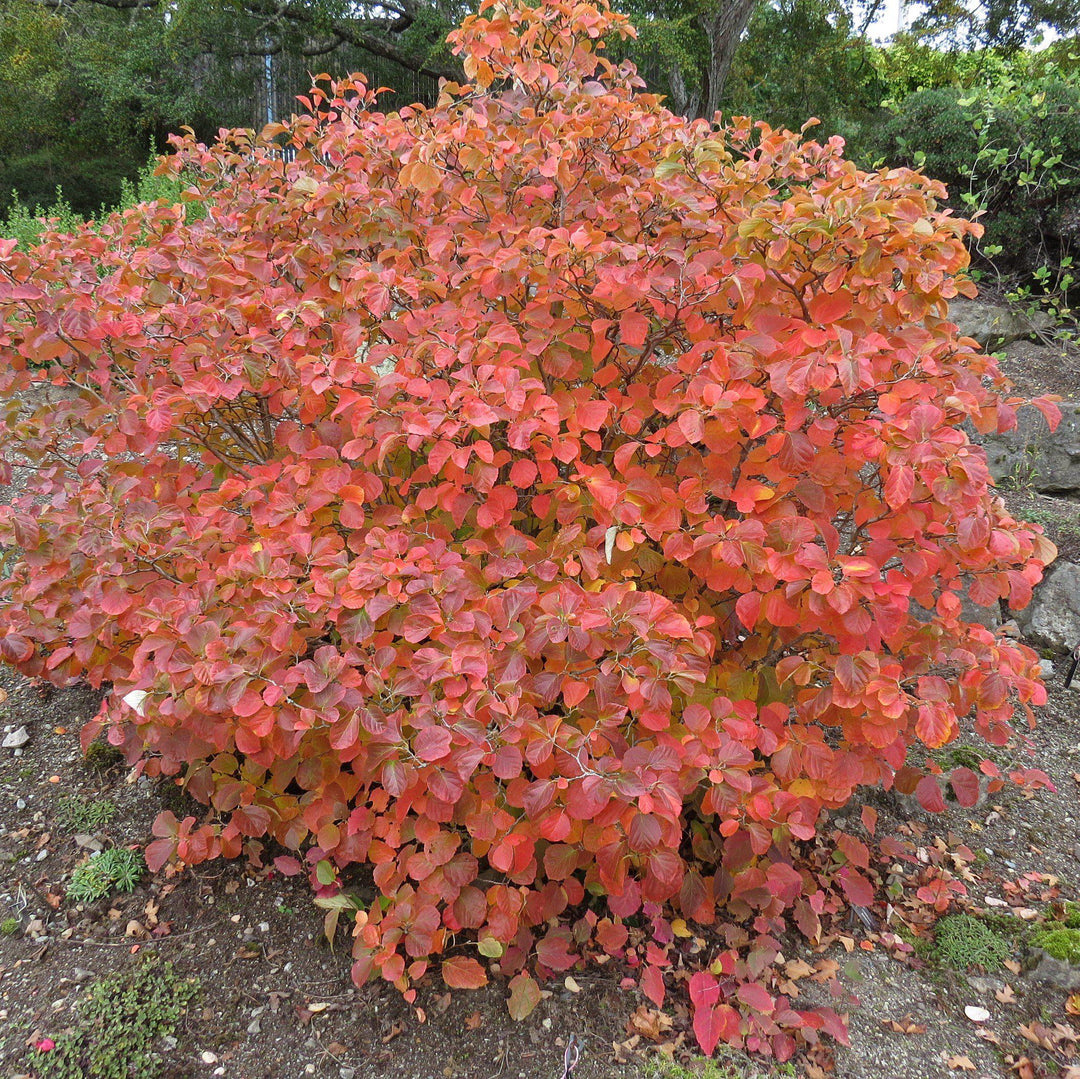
[0,0,1057,1054]
[904,0,1080,49]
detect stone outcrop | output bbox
[980,401,1080,497]
[1016,559,1080,651]
[949,297,1054,348]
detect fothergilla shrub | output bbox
[0,0,1058,1058]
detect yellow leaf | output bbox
[670,918,692,938]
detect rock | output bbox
[1016,559,1080,650]
[339,1069,357,1079]
[1027,949,1080,990]
[949,297,1054,347]
[979,400,1080,496]
[200,1051,219,1065]
[2,727,29,749]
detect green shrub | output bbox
[67,848,145,903]
[28,956,198,1079]
[865,67,1080,306]
[932,913,1013,972]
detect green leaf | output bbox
[477,937,504,958]
[315,859,336,886]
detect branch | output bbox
[33,0,461,81]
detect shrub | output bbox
[867,69,1080,291]
[0,0,1057,1059]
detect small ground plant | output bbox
[55,795,117,833]
[932,912,1013,972]
[1029,926,1080,964]
[67,848,145,903]
[27,956,198,1079]
[0,0,1058,1061]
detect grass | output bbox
[27,955,198,1079]
[67,848,145,903]
[54,795,117,834]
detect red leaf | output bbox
[915,776,946,813]
[641,963,666,1008]
[949,767,980,807]
[441,956,488,989]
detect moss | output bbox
[1061,902,1080,929]
[81,741,123,772]
[0,917,18,935]
[1029,926,1080,964]
[932,913,1012,972]
[27,956,198,1079]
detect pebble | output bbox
[200,1050,218,1065]
[247,1018,261,1034]
[2,727,29,749]
[35,849,47,862]
[258,921,269,933]
[339,1069,357,1079]
[15,799,25,810]
[305,1067,315,1075]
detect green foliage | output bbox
[643,1047,796,1079]
[0,917,19,936]
[1029,926,1080,964]
[932,913,1013,971]
[27,956,199,1079]
[1062,902,1080,929]
[0,145,193,249]
[865,59,1080,303]
[726,0,887,141]
[67,848,145,904]
[55,796,118,834]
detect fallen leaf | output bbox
[1004,959,1021,975]
[465,1012,483,1031]
[947,1054,976,1070]
[1068,993,1080,1017]
[882,1015,927,1035]
[994,985,1016,1004]
[564,976,581,993]
[380,1020,404,1044]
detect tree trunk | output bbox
[698,0,759,120]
